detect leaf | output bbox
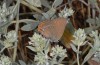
[3,0,13,7]
[33,14,45,21]
[21,22,40,31]
[96,16,100,26]
[52,0,63,8]
[89,0,97,4]
[81,49,96,65]
[70,43,77,53]
[19,60,26,65]
[26,46,36,52]
[84,26,100,34]
[41,0,51,8]
[25,0,41,7]
[46,8,56,18]
[11,62,19,65]
[42,7,56,19]
[84,27,95,34]
[8,6,17,21]
[86,18,96,25]
[42,13,49,19]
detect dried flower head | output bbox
[50,45,67,57]
[34,53,49,65]
[59,7,74,18]
[2,30,17,48]
[0,55,12,65]
[3,39,13,48]
[89,30,100,51]
[29,33,47,52]
[5,30,17,42]
[71,28,87,46]
[0,3,8,23]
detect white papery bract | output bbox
[34,53,49,65]
[2,30,17,48]
[0,55,12,65]
[50,45,67,57]
[29,33,47,52]
[71,28,86,46]
[59,7,74,18]
[5,30,17,42]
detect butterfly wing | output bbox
[38,20,52,39]
[51,17,67,41]
[42,24,57,42]
[38,17,67,42]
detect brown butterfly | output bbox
[37,17,68,42]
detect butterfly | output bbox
[37,17,68,42]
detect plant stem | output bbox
[0,47,6,53]
[13,0,20,61]
[51,55,57,65]
[77,46,80,65]
[21,0,43,14]
[88,0,91,18]
[58,55,66,64]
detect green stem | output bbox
[13,0,20,61]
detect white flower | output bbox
[3,39,13,48]
[89,30,100,51]
[2,30,17,48]
[5,30,17,42]
[50,45,67,57]
[34,53,49,65]
[0,55,12,65]
[28,33,47,52]
[0,3,8,23]
[59,7,74,18]
[71,28,86,46]
[89,30,100,62]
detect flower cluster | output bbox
[3,30,17,48]
[0,55,12,65]
[0,3,8,23]
[28,33,50,64]
[0,2,15,28]
[59,7,74,18]
[50,45,67,57]
[28,33,67,65]
[0,3,12,23]
[89,30,100,51]
[34,53,49,65]
[71,28,87,46]
[89,30,100,60]
[28,33,47,52]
